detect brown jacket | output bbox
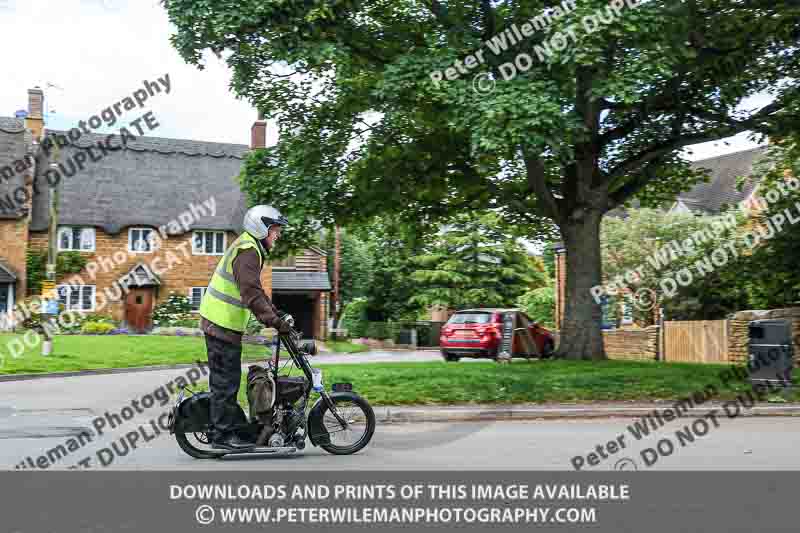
[201,247,281,346]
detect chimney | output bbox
[251,110,267,149]
[26,87,44,140]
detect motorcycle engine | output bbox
[268,432,285,448]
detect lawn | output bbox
[212,359,800,409]
[0,334,269,375]
[324,340,371,354]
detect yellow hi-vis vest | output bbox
[199,232,266,332]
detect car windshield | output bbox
[448,313,493,325]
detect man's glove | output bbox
[274,318,293,334]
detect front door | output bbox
[126,288,154,333]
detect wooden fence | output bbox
[662,320,729,363]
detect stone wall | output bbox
[552,326,660,361]
[728,308,800,365]
[602,326,660,361]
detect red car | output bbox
[439,308,555,361]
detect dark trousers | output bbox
[205,334,244,439]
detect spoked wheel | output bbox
[313,394,375,455]
[175,426,218,459]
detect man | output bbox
[199,205,293,450]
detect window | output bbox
[129,228,155,253]
[57,227,95,252]
[57,285,95,311]
[447,312,492,325]
[272,255,296,269]
[0,284,9,314]
[192,231,226,255]
[189,287,206,311]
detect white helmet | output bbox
[243,205,289,239]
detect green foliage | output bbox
[409,212,547,310]
[339,297,369,338]
[364,322,391,340]
[517,286,556,328]
[26,250,88,296]
[80,322,116,335]
[732,139,800,308]
[324,227,374,311]
[540,245,556,279]
[601,207,750,321]
[60,313,118,334]
[152,293,195,327]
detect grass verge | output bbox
[193,359,800,410]
[324,340,371,354]
[0,334,266,375]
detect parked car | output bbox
[439,308,555,362]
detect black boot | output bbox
[212,433,256,450]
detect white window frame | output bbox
[57,226,96,252]
[192,231,227,256]
[128,227,156,254]
[57,285,96,312]
[0,283,13,328]
[189,287,206,312]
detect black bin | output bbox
[748,319,793,386]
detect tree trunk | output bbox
[556,209,607,360]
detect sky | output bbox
[0,0,768,159]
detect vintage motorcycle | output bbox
[168,317,375,458]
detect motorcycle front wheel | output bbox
[311,394,376,455]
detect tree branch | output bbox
[522,150,562,223]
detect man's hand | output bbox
[274,317,293,334]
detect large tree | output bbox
[165,0,800,359]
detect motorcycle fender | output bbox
[307,391,360,447]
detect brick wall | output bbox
[728,308,800,365]
[0,218,29,300]
[29,228,273,323]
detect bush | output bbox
[340,298,369,338]
[172,318,200,328]
[59,312,118,334]
[152,293,195,327]
[81,321,115,335]
[365,322,391,340]
[517,286,556,328]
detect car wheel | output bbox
[442,352,460,362]
[541,340,555,359]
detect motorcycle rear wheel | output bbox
[175,427,218,459]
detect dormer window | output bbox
[129,227,155,253]
[57,227,95,252]
[192,231,226,255]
